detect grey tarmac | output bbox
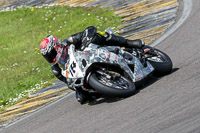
[2,0,200,133]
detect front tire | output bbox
[88,71,136,97]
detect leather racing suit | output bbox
[52,26,144,85]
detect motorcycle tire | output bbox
[147,48,173,74]
[88,72,136,97]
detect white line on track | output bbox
[0,92,75,131]
[0,0,193,131]
[151,0,193,47]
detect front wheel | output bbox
[88,70,136,97]
[146,48,173,74]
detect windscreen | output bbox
[57,47,69,70]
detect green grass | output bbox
[0,6,121,109]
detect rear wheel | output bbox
[88,69,136,97]
[146,48,173,74]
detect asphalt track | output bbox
[2,0,200,132]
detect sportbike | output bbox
[57,28,172,103]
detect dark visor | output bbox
[43,48,57,63]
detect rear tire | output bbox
[147,48,173,74]
[88,72,136,97]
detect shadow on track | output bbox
[88,68,179,105]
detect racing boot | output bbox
[75,87,90,104]
[104,33,146,66]
[126,39,145,49]
[104,32,144,49]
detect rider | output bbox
[40,26,144,103]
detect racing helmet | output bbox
[40,35,61,64]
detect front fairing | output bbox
[59,45,84,79]
[57,47,69,70]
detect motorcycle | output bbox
[57,28,173,102]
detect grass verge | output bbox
[0,5,121,110]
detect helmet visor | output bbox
[43,48,57,64]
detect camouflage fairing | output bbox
[59,44,154,90]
